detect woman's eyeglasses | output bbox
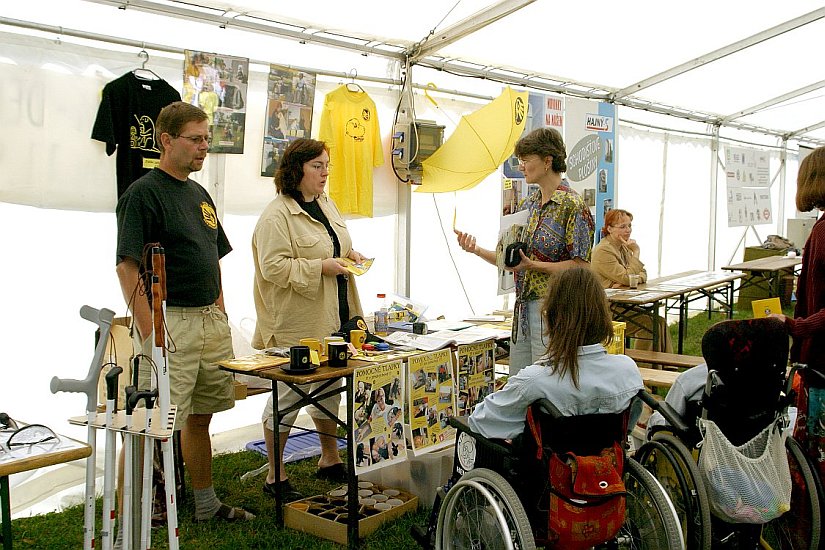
[612,223,632,230]
[1,420,60,449]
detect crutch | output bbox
[150,246,179,550]
[100,365,123,550]
[50,305,116,550]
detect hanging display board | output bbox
[353,361,406,475]
[456,340,496,416]
[724,146,772,227]
[183,50,249,154]
[261,66,317,176]
[407,349,457,456]
[565,97,616,234]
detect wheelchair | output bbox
[412,393,685,549]
[635,317,824,550]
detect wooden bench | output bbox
[625,349,704,370]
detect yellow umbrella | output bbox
[417,87,528,193]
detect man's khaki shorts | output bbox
[138,304,234,429]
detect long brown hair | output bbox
[542,267,613,388]
[797,147,825,212]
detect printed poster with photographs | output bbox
[261,65,317,177]
[407,349,456,456]
[183,50,248,154]
[353,361,406,475]
[457,340,496,416]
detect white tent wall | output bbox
[1,0,820,517]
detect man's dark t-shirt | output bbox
[116,168,231,307]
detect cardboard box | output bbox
[233,380,248,400]
[284,484,418,545]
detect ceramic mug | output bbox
[349,329,367,350]
[328,341,349,368]
[289,345,311,370]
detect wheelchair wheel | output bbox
[636,433,712,550]
[616,458,685,550]
[759,437,821,550]
[435,467,536,550]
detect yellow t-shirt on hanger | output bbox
[318,85,384,217]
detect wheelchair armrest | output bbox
[448,415,513,455]
[795,363,825,386]
[638,390,692,435]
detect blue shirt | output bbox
[469,344,643,440]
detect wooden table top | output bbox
[0,428,91,477]
[722,255,802,272]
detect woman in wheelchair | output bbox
[468,266,643,440]
[415,268,687,550]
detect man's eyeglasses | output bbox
[175,134,211,145]
[612,223,632,230]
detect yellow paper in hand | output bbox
[752,297,782,318]
[339,257,374,276]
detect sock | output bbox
[194,486,222,520]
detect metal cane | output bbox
[100,365,123,550]
[136,389,158,550]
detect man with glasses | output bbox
[115,102,253,527]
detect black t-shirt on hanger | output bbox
[92,72,181,197]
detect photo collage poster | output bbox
[407,349,456,456]
[497,92,563,294]
[261,65,317,176]
[456,340,496,416]
[353,360,406,475]
[183,50,248,154]
[725,146,772,227]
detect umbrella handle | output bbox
[424,83,439,107]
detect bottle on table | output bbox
[375,293,389,336]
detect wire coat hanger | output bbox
[346,68,364,93]
[132,47,161,81]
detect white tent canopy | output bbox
[1,0,822,516]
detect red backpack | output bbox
[526,408,627,550]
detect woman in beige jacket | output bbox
[253,138,365,500]
[591,209,673,353]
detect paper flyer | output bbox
[353,360,406,475]
[339,257,374,276]
[456,340,496,416]
[407,349,457,455]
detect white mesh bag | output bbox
[697,419,792,524]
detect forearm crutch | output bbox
[150,246,179,550]
[100,366,123,550]
[50,305,116,550]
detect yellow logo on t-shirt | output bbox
[201,202,218,229]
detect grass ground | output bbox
[9,302,795,548]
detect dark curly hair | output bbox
[275,138,329,201]
[514,127,567,173]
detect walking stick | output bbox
[150,246,179,550]
[137,389,158,550]
[100,365,123,550]
[50,305,115,550]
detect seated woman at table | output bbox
[592,209,673,353]
[468,267,643,440]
